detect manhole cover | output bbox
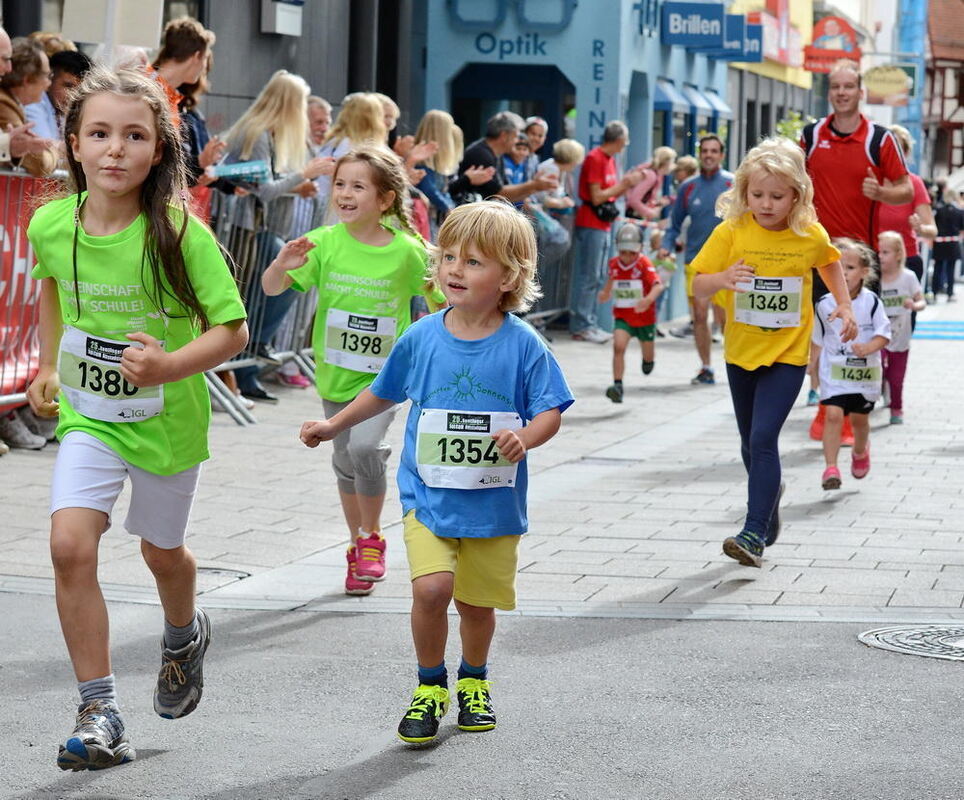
[196,567,250,592]
[858,625,964,662]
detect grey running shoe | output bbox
[57,699,135,771]
[154,607,211,719]
[605,383,624,403]
[0,411,45,449]
[17,405,59,441]
[691,368,715,385]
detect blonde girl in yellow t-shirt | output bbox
[691,137,857,567]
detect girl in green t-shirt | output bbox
[26,67,248,772]
[263,145,443,598]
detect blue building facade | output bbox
[424,0,733,166]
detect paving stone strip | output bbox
[2,303,961,621]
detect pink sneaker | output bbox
[278,372,312,388]
[851,445,871,479]
[345,547,374,596]
[821,466,842,490]
[354,531,387,582]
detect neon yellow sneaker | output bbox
[456,677,496,732]
[396,684,449,743]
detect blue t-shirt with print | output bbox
[370,309,574,538]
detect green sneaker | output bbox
[723,530,765,568]
[456,677,496,732]
[397,684,449,744]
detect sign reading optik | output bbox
[661,2,725,48]
[475,32,548,60]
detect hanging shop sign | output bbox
[695,14,762,62]
[803,16,862,73]
[661,2,725,48]
[864,64,918,106]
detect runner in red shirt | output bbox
[569,120,644,343]
[598,223,663,402]
[800,61,911,247]
[799,60,912,440]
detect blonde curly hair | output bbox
[717,136,816,236]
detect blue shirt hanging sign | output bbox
[695,14,745,58]
[661,2,725,48]
[742,22,763,63]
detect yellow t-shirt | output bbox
[691,213,841,370]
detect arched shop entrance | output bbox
[450,63,576,159]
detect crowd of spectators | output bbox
[0,25,961,448]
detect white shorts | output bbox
[51,431,201,549]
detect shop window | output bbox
[653,113,666,149]
[760,103,772,138]
[672,112,687,155]
[746,100,757,148]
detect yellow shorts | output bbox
[403,511,520,610]
[685,263,727,308]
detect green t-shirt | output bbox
[287,222,443,402]
[28,194,246,475]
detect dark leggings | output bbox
[907,255,923,331]
[726,362,806,537]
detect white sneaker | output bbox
[0,411,46,449]
[17,406,58,441]
[0,439,9,455]
[581,327,612,344]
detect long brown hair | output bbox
[61,66,210,328]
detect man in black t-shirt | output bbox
[449,110,556,204]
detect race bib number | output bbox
[613,279,643,309]
[829,354,881,394]
[416,409,521,490]
[324,308,396,373]
[881,289,909,317]
[58,326,163,423]
[734,276,803,328]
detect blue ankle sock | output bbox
[417,662,447,687]
[457,658,487,681]
[78,674,116,704]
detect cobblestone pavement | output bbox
[3,300,963,623]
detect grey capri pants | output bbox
[322,398,399,496]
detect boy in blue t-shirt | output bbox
[301,201,574,744]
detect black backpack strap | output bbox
[802,121,817,161]
[867,124,888,168]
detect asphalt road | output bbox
[2,593,961,800]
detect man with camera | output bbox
[570,120,644,343]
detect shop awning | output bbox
[703,90,733,119]
[654,79,690,114]
[680,85,714,117]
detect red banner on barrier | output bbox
[0,174,46,414]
